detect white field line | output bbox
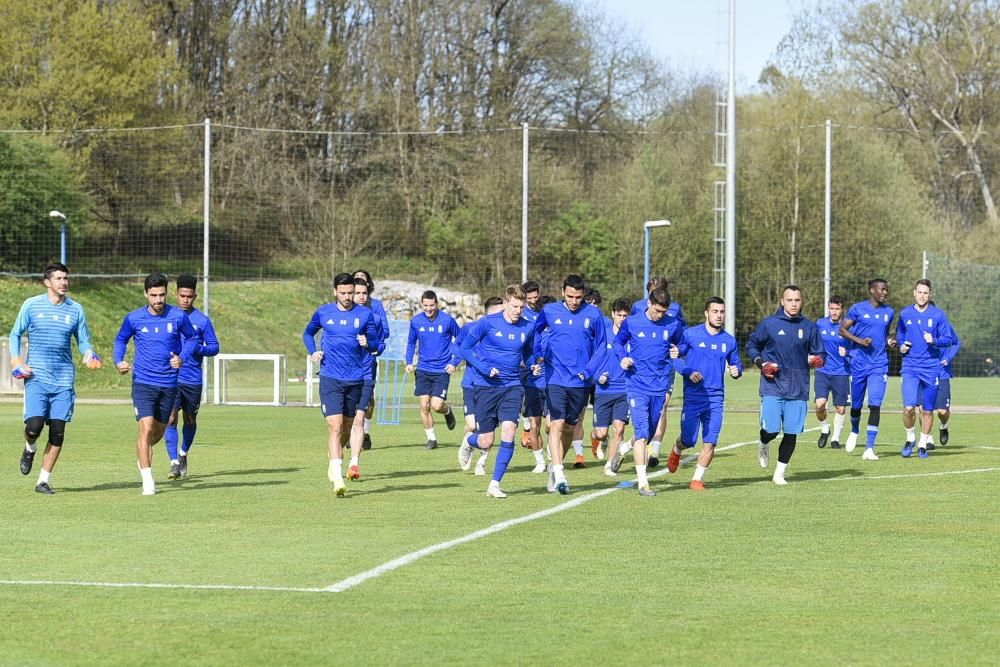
[974,446,1000,451]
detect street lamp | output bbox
[643,219,671,292]
[49,210,67,265]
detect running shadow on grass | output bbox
[60,479,290,494]
[339,482,462,497]
[190,467,304,478]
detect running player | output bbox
[405,290,460,449]
[353,269,389,450]
[8,262,102,494]
[839,279,896,460]
[114,273,199,496]
[520,291,551,474]
[665,297,742,490]
[346,277,386,480]
[814,296,849,449]
[897,279,954,459]
[929,323,960,448]
[456,297,504,476]
[164,274,219,480]
[594,298,631,477]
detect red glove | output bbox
[808,354,824,369]
[761,361,779,379]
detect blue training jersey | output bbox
[746,308,823,401]
[897,304,954,379]
[815,316,849,377]
[613,310,683,396]
[456,321,478,389]
[631,298,686,329]
[594,317,627,394]
[460,312,535,388]
[8,294,94,387]
[406,311,460,373]
[533,301,606,387]
[844,301,894,374]
[939,324,960,379]
[520,307,546,389]
[675,324,742,403]
[177,307,220,385]
[303,303,378,382]
[114,304,198,388]
[369,298,390,345]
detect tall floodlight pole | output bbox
[49,211,67,265]
[724,0,737,335]
[643,220,671,291]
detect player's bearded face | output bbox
[146,287,167,313]
[44,271,68,296]
[563,287,584,311]
[706,305,725,329]
[828,303,843,321]
[335,285,355,308]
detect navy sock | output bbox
[164,425,179,461]
[491,441,515,483]
[181,424,197,454]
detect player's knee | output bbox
[759,429,779,444]
[24,416,46,441]
[850,408,862,420]
[182,412,197,426]
[867,406,881,424]
[48,419,67,447]
[780,433,797,446]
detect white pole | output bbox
[724,0,736,334]
[922,250,928,279]
[203,118,211,401]
[824,119,832,315]
[522,122,529,283]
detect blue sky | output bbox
[588,0,800,88]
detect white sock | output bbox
[424,428,436,441]
[533,449,545,464]
[553,463,566,482]
[819,419,829,434]
[363,418,372,434]
[522,417,531,430]
[329,458,343,483]
[693,464,706,482]
[833,413,846,442]
[905,427,916,443]
[774,461,788,479]
[25,441,37,454]
[140,467,154,485]
[37,468,51,485]
[918,433,929,449]
[171,458,179,465]
[478,450,489,462]
[927,434,935,444]
[350,456,359,467]
[571,440,584,456]
[636,464,649,488]
[940,422,949,431]
[619,439,633,455]
[650,441,662,457]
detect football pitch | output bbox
[2,390,999,665]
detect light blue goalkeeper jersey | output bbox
[8,294,94,387]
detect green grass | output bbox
[1,399,998,665]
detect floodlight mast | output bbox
[50,210,67,265]
[643,220,671,292]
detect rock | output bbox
[372,280,483,325]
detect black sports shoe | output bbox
[830,440,842,449]
[35,481,54,495]
[926,442,936,450]
[939,427,949,445]
[648,456,659,469]
[817,432,829,448]
[425,439,438,450]
[362,433,372,450]
[444,408,457,431]
[168,462,181,480]
[19,448,35,476]
[178,454,188,478]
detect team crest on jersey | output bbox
[798,329,803,339]
[64,315,71,324]
[928,319,933,326]
[354,318,360,328]
[437,325,443,333]
[167,322,173,333]
[584,318,590,329]
[722,343,727,352]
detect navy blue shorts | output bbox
[546,385,588,425]
[592,392,629,428]
[522,386,547,418]
[132,383,178,423]
[172,383,203,416]
[934,377,951,411]
[814,372,849,407]
[462,384,477,417]
[319,376,363,417]
[356,380,375,413]
[414,370,450,400]
[587,384,596,407]
[475,386,525,433]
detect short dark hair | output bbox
[584,288,602,306]
[540,295,557,305]
[646,275,667,293]
[783,284,802,297]
[705,296,725,311]
[915,278,932,290]
[611,297,631,313]
[829,295,844,307]
[522,280,540,295]
[353,269,374,291]
[353,277,370,291]
[421,290,438,302]
[43,263,68,280]
[333,272,355,287]
[483,296,503,309]
[563,274,585,292]
[868,278,887,290]
[176,274,197,290]
[648,287,670,308]
[144,273,168,291]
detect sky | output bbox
[588,0,801,88]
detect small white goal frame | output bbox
[213,353,286,406]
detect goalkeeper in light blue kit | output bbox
[8,263,102,495]
[896,279,954,459]
[664,297,742,490]
[164,274,219,480]
[838,279,896,460]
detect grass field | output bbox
[2,389,999,665]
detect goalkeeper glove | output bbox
[11,357,32,380]
[761,361,780,379]
[808,354,824,369]
[83,350,103,369]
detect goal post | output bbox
[213,353,286,406]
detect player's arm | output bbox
[581,317,607,380]
[446,318,461,369]
[613,320,633,368]
[178,313,200,362]
[371,319,387,356]
[674,303,686,329]
[359,314,378,350]
[303,310,322,359]
[838,308,869,347]
[942,325,960,366]
[808,325,825,368]
[377,302,390,343]
[73,307,102,369]
[675,331,697,379]
[928,315,954,348]
[460,320,494,377]
[405,320,418,370]
[521,328,539,374]
[199,318,221,358]
[113,314,135,373]
[746,320,767,367]
[726,338,744,378]
[8,302,33,377]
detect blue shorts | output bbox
[414,370,450,400]
[319,376,363,418]
[629,392,666,442]
[592,392,629,428]
[587,384,596,407]
[172,383,203,416]
[132,383,178,423]
[814,372,849,407]
[901,372,939,411]
[851,371,888,410]
[680,400,724,446]
[934,377,951,411]
[23,380,75,423]
[760,396,807,435]
[475,386,525,433]
[462,384,477,417]
[522,386,546,418]
[546,385,588,425]
[356,380,375,413]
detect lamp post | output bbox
[643,219,671,292]
[49,210,67,265]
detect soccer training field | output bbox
[2,388,998,665]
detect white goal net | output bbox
[213,354,286,406]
